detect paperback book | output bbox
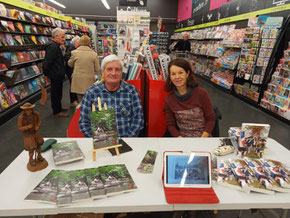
[51,140,84,166]
[98,164,137,196]
[56,170,72,206]
[244,157,290,192]
[24,169,59,204]
[85,168,106,199]
[90,108,119,150]
[238,123,270,158]
[217,160,245,192]
[229,159,274,194]
[137,150,158,173]
[262,159,290,189]
[70,169,91,203]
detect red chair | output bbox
[67,107,84,137]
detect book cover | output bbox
[217,160,245,192]
[30,35,38,44]
[24,25,32,34]
[238,123,270,158]
[0,3,7,17]
[0,90,9,109]
[24,169,59,204]
[18,11,26,21]
[0,20,9,31]
[70,169,91,203]
[16,52,26,62]
[24,12,35,22]
[31,25,38,34]
[7,21,15,32]
[56,170,72,206]
[10,9,20,19]
[262,159,290,189]
[23,35,32,44]
[13,35,23,45]
[15,22,24,33]
[245,157,290,193]
[17,83,29,98]
[98,164,137,196]
[229,159,274,194]
[0,33,7,46]
[90,108,119,150]
[32,80,40,91]
[85,168,106,199]
[26,80,34,94]
[5,34,14,46]
[51,140,84,166]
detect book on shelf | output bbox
[7,21,15,32]
[24,169,59,204]
[0,3,7,17]
[13,35,24,45]
[229,158,274,194]
[90,108,119,150]
[238,123,270,158]
[51,140,84,166]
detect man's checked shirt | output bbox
[79,81,144,137]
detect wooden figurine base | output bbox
[27,158,48,172]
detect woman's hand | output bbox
[201,131,210,138]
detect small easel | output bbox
[90,97,122,161]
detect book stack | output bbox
[217,158,290,194]
[25,164,137,206]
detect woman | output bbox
[68,35,100,102]
[164,58,215,137]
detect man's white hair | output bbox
[101,54,123,71]
[52,27,65,38]
[71,36,80,45]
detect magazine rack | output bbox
[90,97,122,161]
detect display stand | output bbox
[90,97,122,161]
[145,76,169,137]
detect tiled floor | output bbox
[0,78,289,218]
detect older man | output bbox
[79,54,144,137]
[173,33,191,53]
[43,27,68,117]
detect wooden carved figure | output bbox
[18,102,48,172]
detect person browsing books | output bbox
[68,35,100,103]
[173,33,191,53]
[42,28,68,117]
[79,54,144,137]
[64,36,80,107]
[164,59,215,137]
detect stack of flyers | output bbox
[137,150,158,173]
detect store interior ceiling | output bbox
[34,0,178,23]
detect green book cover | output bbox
[85,168,106,199]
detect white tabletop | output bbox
[0,137,289,217]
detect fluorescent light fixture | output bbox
[48,0,66,8]
[101,0,110,10]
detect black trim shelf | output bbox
[1,31,51,36]
[13,73,42,86]
[0,15,52,28]
[0,44,46,52]
[11,58,44,68]
[0,85,51,126]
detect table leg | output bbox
[93,151,96,161]
[237,210,243,218]
[281,209,288,218]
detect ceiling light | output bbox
[48,0,66,8]
[139,0,144,6]
[101,0,110,10]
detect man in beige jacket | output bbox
[68,35,100,102]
